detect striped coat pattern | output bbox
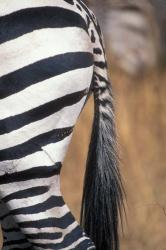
[0,0,102,249]
[0,1,124,250]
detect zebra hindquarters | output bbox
[0,3,95,249]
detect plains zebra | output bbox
[0,0,124,249]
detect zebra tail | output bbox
[80,39,125,250]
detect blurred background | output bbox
[1,0,166,249]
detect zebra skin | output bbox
[0,0,124,249]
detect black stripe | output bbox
[0,89,87,135]
[0,212,11,220]
[33,225,84,249]
[3,238,29,246]
[7,248,32,250]
[18,211,75,229]
[0,52,93,99]
[64,0,74,5]
[2,185,51,202]
[94,72,109,84]
[11,195,65,215]
[94,61,107,69]
[77,0,105,54]
[0,163,62,185]
[93,47,102,55]
[1,227,20,233]
[7,247,33,250]
[0,6,87,44]
[0,126,73,161]
[26,231,62,240]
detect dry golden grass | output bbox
[0,70,165,249]
[112,70,166,250]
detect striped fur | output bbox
[0,0,124,249]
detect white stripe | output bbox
[88,246,96,249]
[0,27,91,77]
[0,0,80,16]
[2,220,79,243]
[11,204,69,219]
[6,180,63,209]
[0,133,72,175]
[2,204,69,223]
[0,66,93,119]
[95,66,108,79]
[40,133,73,167]
[3,168,62,207]
[24,221,79,242]
[26,222,88,246]
[0,175,61,198]
[0,96,86,150]
[61,236,92,250]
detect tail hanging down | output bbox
[80,18,125,250]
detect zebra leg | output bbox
[0,158,95,250]
[0,200,33,249]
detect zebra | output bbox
[0,0,124,249]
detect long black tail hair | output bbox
[80,14,125,248]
